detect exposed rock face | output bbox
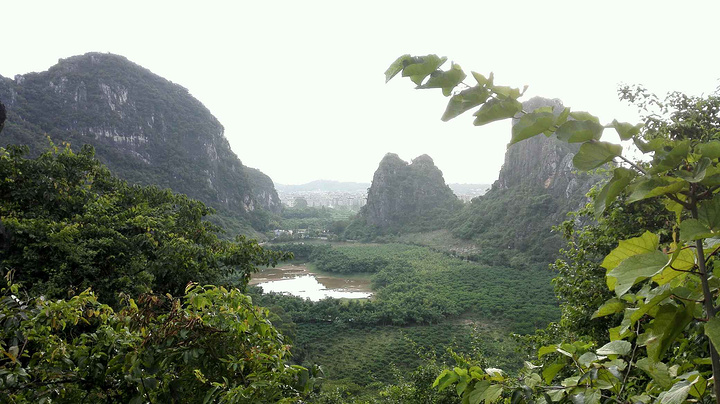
[449,97,603,263]
[494,97,597,201]
[363,153,460,230]
[0,53,280,228]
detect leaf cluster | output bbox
[0,281,313,403]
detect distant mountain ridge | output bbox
[277,180,489,196]
[0,52,280,234]
[276,180,370,193]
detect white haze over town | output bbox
[2,1,719,185]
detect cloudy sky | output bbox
[2,1,719,184]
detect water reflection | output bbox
[250,264,372,301]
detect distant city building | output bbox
[276,182,489,208]
[278,190,367,209]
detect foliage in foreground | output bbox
[0,141,310,402]
[388,54,720,402]
[0,280,313,403]
[0,144,289,306]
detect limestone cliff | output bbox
[450,97,602,263]
[494,97,596,201]
[0,53,280,233]
[350,153,461,235]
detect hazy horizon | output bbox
[3,1,719,184]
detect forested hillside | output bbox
[0,53,280,235]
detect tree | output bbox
[387,54,720,403]
[549,190,673,344]
[0,143,289,305]
[0,141,311,401]
[0,279,314,403]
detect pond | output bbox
[249,263,373,301]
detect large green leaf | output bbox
[573,141,622,171]
[591,298,626,319]
[401,54,447,85]
[680,197,720,241]
[583,389,601,404]
[538,345,557,358]
[418,62,467,96]
[384,54,412,83]
[658,380,692,404]
[442,86,490,121]
[652,140,690,172]
[472,71,492,86]
[704,316,720,353]
[510,112,556,145]
[627,177,686,203]
[610,120,643,141]
[677,157,711,183]
[433,369,458,390]
[700,165,720,187]
[636,358,672,389]
[473,98,522,126]
[542,362,566,384]
[596,340,631,356]
[699,141,720,160]
[652,248,693,286]
[679,219,714,241]
[491,85,521,100]
[607,251,668,296]
[556,120,604,143]
[578,352,598,368]
[479,384,503,403]
[594,167,636,217]
[631,284,675,323]
[569,111,600,123]
[602,231,660,272]
[643,304,693,362]
[698,196,720,231]
[467,381,490,404]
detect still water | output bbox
[249,263,372,301]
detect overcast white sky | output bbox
[2,1,719,184]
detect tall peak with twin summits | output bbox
[356,153,461,233]
[0,52,280,234]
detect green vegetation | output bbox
[450,186,567,264]
[0,143,311,402]
[275,206,354,239]
[388,53,720,403]
[1,282,312,403]
[264,242,558,332]
[0,144,287,304]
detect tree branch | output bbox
[617,154,647,175]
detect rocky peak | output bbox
[493,97,594,199]
[0,53,281,233]
[363,153,460,230]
